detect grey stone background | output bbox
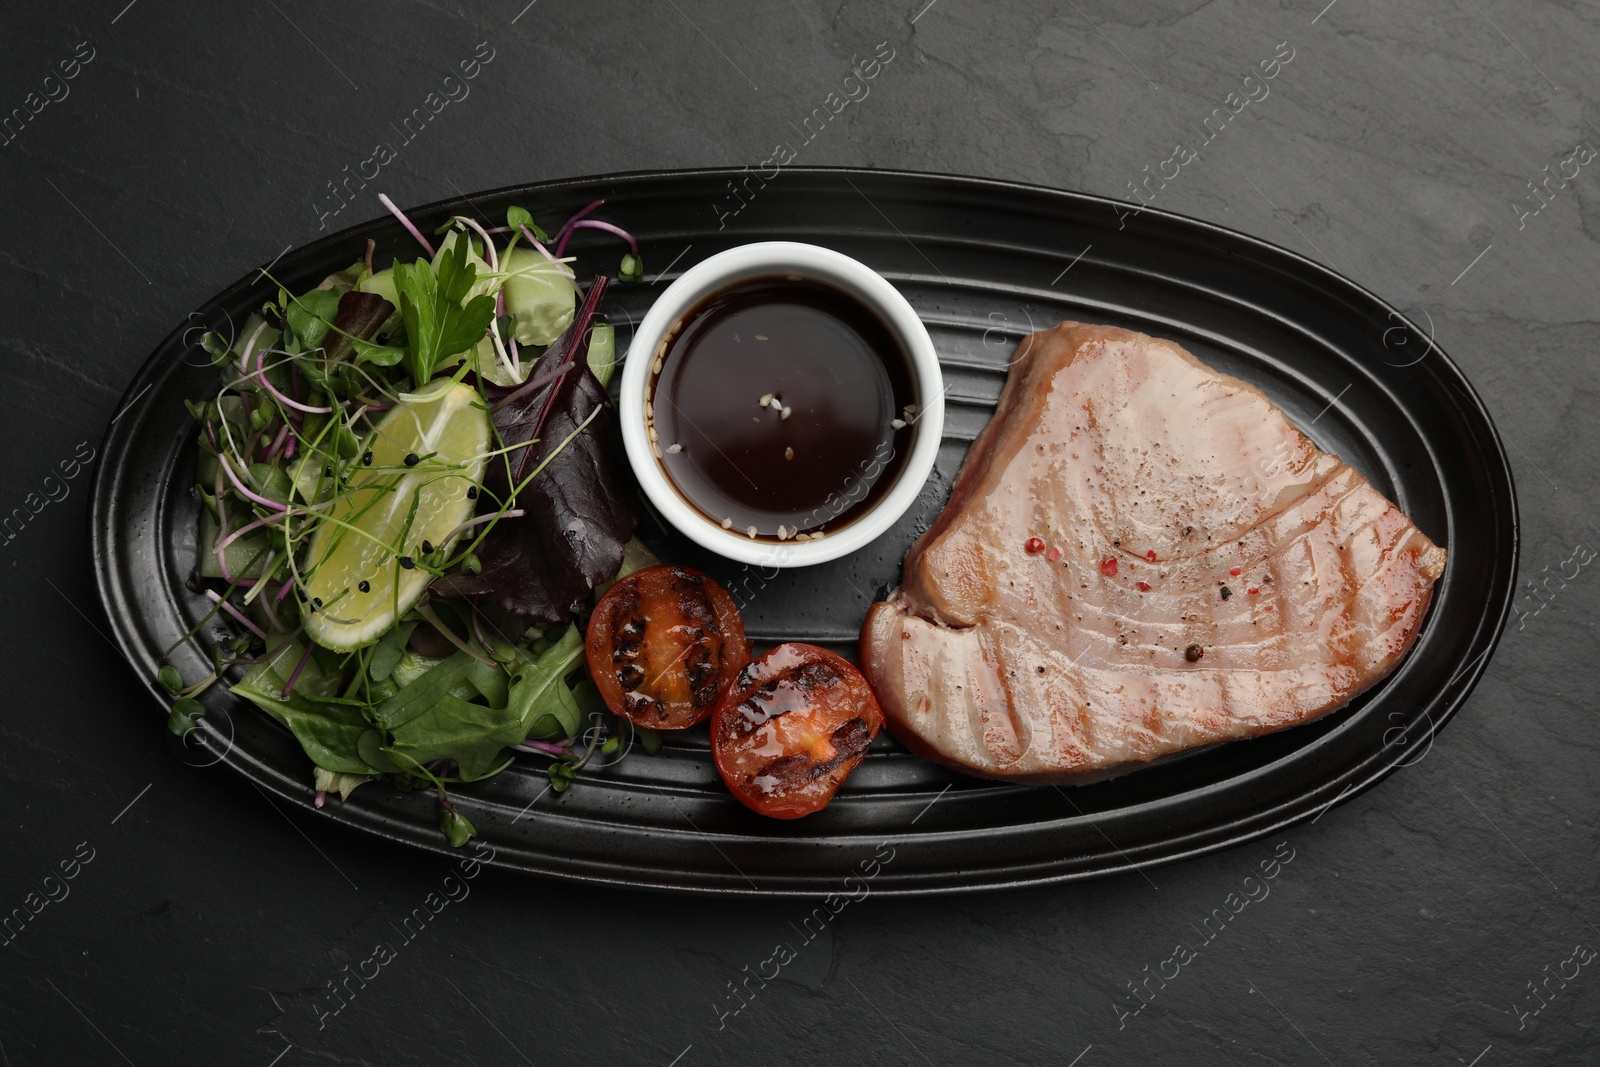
[2,0,1594,1063]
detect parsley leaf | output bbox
[392,246,496,385]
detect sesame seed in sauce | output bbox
[747,525,758,538]
[890,418,907,429]
[722,517,733,529]
[785,446,794,460]
[781,406,792,420]
[666,443,683,454]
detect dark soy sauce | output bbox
[647,277,916,542]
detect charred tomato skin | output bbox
[586,565,750,729]
[711,643,885,819]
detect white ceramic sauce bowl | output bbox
[618,242,943,568]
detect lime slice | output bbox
[301,379,490,652]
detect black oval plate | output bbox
[91,168,1517,896]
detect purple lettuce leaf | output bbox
[473,277,639,625]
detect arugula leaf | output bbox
[230,639,382,775]
[285,288,341,350]
[368,649,524,781]
[384,693,524,781]
[506,625,585,740]
[393,247,496,385]
[375,650,503,732]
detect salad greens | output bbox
[164,194,650,844]
[392,245,496,385]
[473,276,643,624]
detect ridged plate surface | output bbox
[90,168,1517,895]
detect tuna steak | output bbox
[860,322,1446,784]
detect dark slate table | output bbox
[3,1,1593,1063]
